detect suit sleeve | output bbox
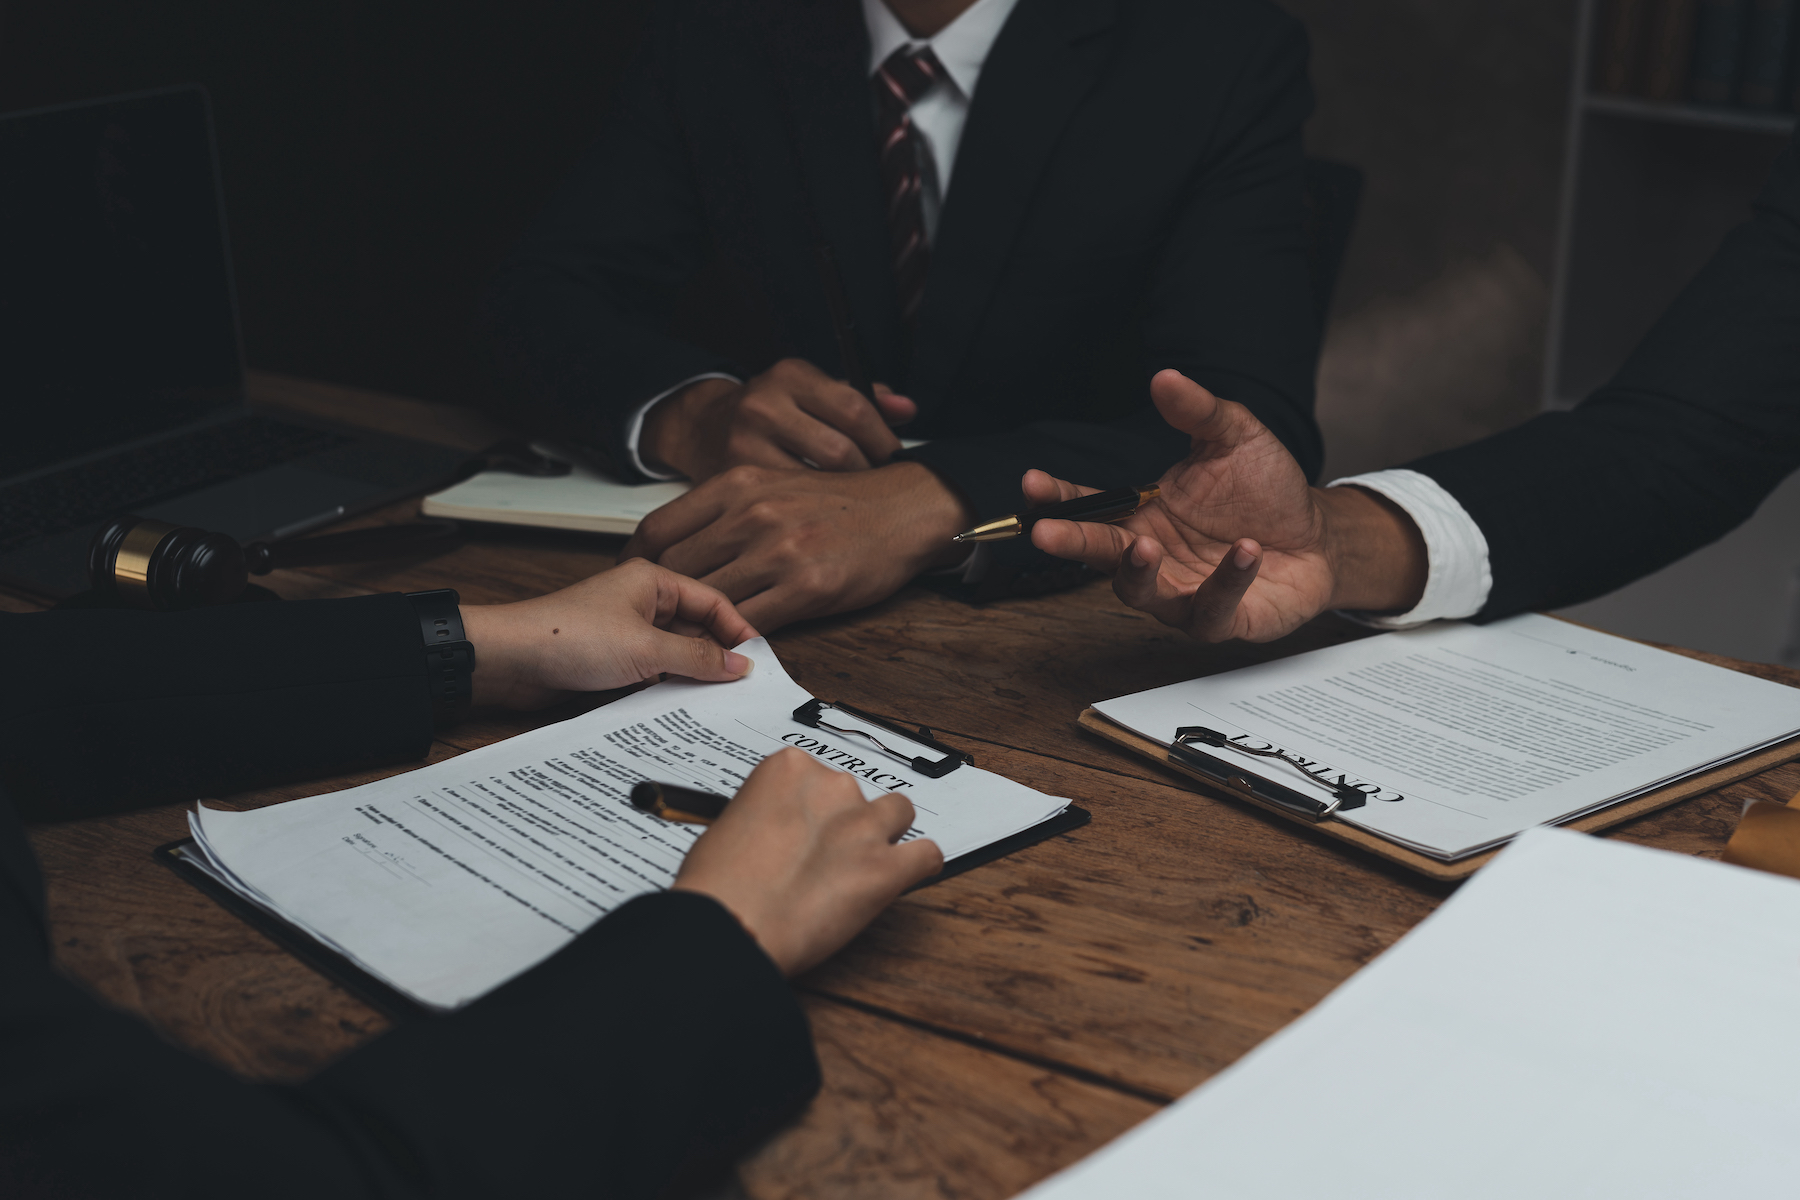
[484,3,735,478]
[1404,128,1800,619]
[0,598,820,1198]
[0,595,434,821]
[0,851,818,1200]
[898,12,1322,522]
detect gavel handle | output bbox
[245,521,464,574]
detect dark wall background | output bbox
[0,0,651,409]
[0,0,1579,467]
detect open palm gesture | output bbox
[1028,370,1388,642]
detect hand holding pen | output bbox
[1002,369,1364,644]
[665,749,942,977]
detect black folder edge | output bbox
[152,804,1090,1024]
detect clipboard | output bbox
[1078,707,1800,882]
[154,805,1091,1020]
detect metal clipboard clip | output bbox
[792,699,974,779]
[1170,725,1370,821]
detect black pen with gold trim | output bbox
[951,484,1161,544]
[630,780,729,824]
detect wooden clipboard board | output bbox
[1078,707,1800,882]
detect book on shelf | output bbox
[1593,0,1798,113]
[1593,0,1655,94]
[1643,0,1703,101]
[1691,0,1750,105]
[1740,0,1796,108]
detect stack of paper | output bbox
[1093,614,1800,860]
[181,639,1068,1010]
[1020,828,1800,1199]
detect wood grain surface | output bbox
[20,377,1800,1198]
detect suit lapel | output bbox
[910,0,1117,406]
[757,0,908,383]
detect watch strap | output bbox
[405,588,474,725]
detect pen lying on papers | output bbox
[630,780,730,825]
[953,484,1161,543]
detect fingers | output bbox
[867,790,918,842]
[638,627,752,681]
[1148,369,1254,451]
[1109,534,1166,611]
[627,465,782,565]
[790,384,899,468]
[732,581,821,635]
[1110,535,1261,644]
[672,749,941,975]
[1019,468,1098,508]
[1180,539,1262,641]
[872,384,918,426]
[1030,516,1134,572]
[642,560,760,647]
[772,409,874,472]
[622,479,736,562]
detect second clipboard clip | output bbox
[1170,725,1370,820]
[791,699,974,779]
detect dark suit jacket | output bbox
[487,0,1323,530]
[1404,127,1800,620]
[0,597,818,1199]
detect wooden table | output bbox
[20,375,1800,1199]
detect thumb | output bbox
[872,383,918,426]
[645,629,753,682]
[1149,369,1249,450]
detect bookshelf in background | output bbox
[1547,0,1794,410]
[1544,0,1800,664]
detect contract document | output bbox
[179,638,1068,1010]
[1093,614,1800,860]
[1017,829,1800,1199]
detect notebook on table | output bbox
[160,637,1085,1017]
[421,441,928,536]
[1081,614,1800,880]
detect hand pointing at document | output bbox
[1026,369,1430,642]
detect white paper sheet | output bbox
[1094,614,1800,859]
[188,637,1065,1009]
[1019,828,1800,1199]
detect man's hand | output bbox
[621,460,972,631]
[462,558,757,709]
[1028,369,1427,642]
[674,748,943,976]
[642,358,918,481]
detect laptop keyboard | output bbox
[0,416,351,552]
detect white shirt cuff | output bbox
[1327,468,1492,628]
[623,372,741,480]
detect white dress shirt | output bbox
[1327,469,1492,626]
[625,0,1022,479]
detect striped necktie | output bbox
[872,45,944,325]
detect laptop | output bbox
[0,85,470,599]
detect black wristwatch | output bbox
[405,588,474,726]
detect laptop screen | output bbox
[0,87,243,481]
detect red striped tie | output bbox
[873,45,944,325]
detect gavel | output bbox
[87,516,465,611]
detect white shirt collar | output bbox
[860,0,1022,99]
